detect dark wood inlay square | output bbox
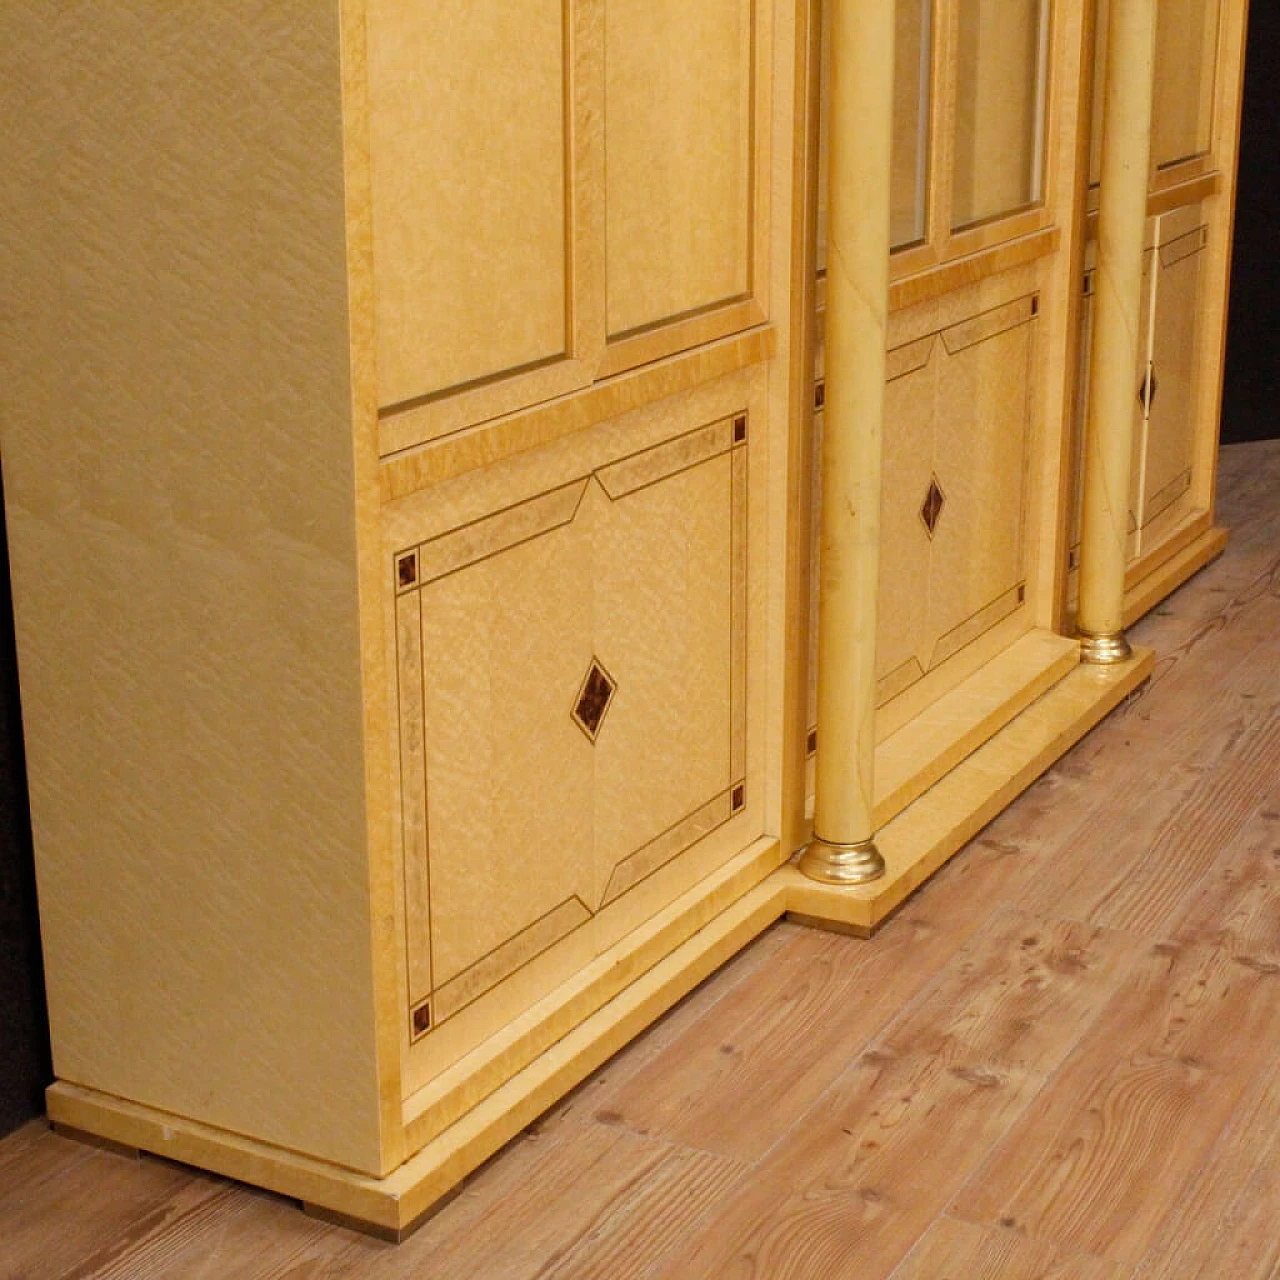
[411,1001,432,1039]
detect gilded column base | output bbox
[1078,628,1133,665]
[798,836,886,885]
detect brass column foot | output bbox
[798,836,886,885]
[1078,629,1133,665]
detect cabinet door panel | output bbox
[390,385,758,1083]
[1071,233,1154,561]
[605,0,753,336]
[808,287,1037,740]
[1152,0,1220,170]
[592,454,737,894]
[1141,211,1208,527]
[805,345,935,739]
[877,344,936,697]
[418,508,595,999]
[927,301,1033,663]
[367,0,569,407]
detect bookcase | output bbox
[0,0,1246,1237]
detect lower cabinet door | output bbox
[384,368,768,1096]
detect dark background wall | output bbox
[1221,5,1280,445]
[0,482,49,1136]
[0,12,1277,1138]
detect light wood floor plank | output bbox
[1088,705,1280,935]
[1164,780,1280,964]
[877,911,1147,1075]
[644,1046,1043,1280]
[946,578,1280,923]
[0,1120,94,1187]
[319,1123,744,1280]
[1133,1057,1280,1280]
[529,919,801,1142]
[1013,615,1280,925]
[0,1139,227,1279]
[949,941,1279,1267]
[593,899,994,1164]
[888,1216,1131,1280]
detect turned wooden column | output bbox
[799,0,893,885]
[1077,0,1158,663]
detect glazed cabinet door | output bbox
[949,0,1050,228]
[802,0,1071,832]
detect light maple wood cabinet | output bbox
[0,0,1248,1238]
[1068,0,1247,618]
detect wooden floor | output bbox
[3,440,1278,1279]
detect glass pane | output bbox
[818,0,932,267]
[1152,0,1220,168]
[1088,0,1107,187]
[952,0,1049,229]
[891,0,932,246]
[816,0,831,273]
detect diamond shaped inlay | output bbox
[920,475,946,538]
[572,659,617,742]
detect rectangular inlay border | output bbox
[393,412,750,1034]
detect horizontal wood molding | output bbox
[890,227,1059,312]
[380,327,774,500]
[816,228,1059,320]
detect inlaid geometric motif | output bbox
[920,475,946,538]
[572,659,617,741]
[393,412,750,1035]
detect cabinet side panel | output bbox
[0,3,383,1173]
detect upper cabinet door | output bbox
[891,0,934,247]
[1090,0,1223,187]
[820,0,933,266]
[818,0,1056,282]
[1152,0,1221,170]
